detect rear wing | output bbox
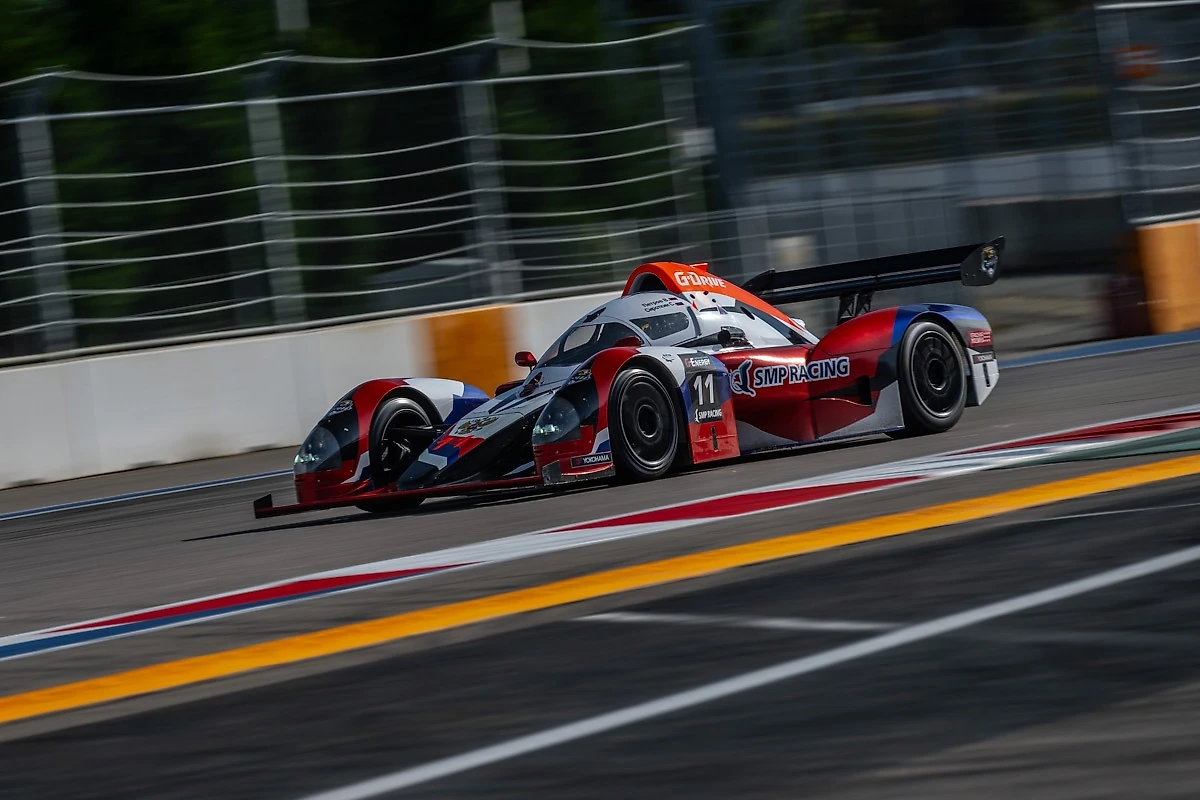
[741,237,1004,321]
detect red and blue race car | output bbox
[254,238,1003,517]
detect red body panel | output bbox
[714,346,818,444]
[686,395,740,464]
[532,425,611,482]
[814,308,900,355]
[296,378,412,504]
[808,350,883,439]
[807,308,900,439]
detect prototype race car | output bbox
[253,238,1004,518]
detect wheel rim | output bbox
[618,378,675,471]
[910,331,963,417]
[378,409,428,479]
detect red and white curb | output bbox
[4,405,1200,663]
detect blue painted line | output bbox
[0,573,415,663]
[0,469,291,524]
[1003,329,1200,369]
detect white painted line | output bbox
[579,611,897,633]
[1036,501,1200,523]
[0,469,290,523]
[294,540,1200,800]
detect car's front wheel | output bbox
[889,321,967,438]
[358,396,433,513]
[609,368,680,481]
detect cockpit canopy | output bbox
[537,289,817,368]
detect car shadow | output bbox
[193,434,888,542]
[186,484,604,541]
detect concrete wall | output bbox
[0,292,614,488]
[0,265,1135,489]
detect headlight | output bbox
[294,426,343,475]
[532,396,582,445]
[531,422,565,438]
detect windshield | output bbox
[539,321,644,367]
[630,311,694,341]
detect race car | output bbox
[253,238,1003,518]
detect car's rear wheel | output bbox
[888,321,967,438]
[358,396,433,513]
[609,368,679,481]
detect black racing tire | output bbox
[888,321,967,438]
[609,368,680,482]
[358,396,433,513]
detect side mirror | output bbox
[514,350,537,370]
[614,336,642,348]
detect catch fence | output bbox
[0,14,1180,361]
[1096,0,1200,225]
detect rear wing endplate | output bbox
[741,237,1003,322]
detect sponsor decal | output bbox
[798,358,852,381]
[454,416,499,436]
[570,452,613,469]
[519,371,544,398]
[661,353,676,362]
[567,368,592,385]
[685,356,724,423]
[730,359,755,397]
[730,357,851,396]
[673,270,727,289]
[639,297,683,313]
[969,329,993,347]
[328,397,354,415]
[972,352,996,364]
[981,245,999,276]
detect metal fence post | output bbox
[1094,6,1153,224]
[683,0,743,212]
[606,218,636,282]
[735,202,771,281]
[14,84,76,353]
[459,79,519,298]
[1034,34,1067,197]
[943,31,982,243]
[660,63,707,264]
[245,69,305,324]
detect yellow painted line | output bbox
[4,454,1200,726]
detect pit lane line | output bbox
[2,454,1199,728]
[296,529,1200,800]
[5,331,1198,524]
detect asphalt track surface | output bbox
[2,342,1200,797]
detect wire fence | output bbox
[0,31,709,357]
[0,14,1189,361]
[1097,0,1200,224]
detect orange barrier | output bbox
[1135,220,1200,334]
[427,305,519,397]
